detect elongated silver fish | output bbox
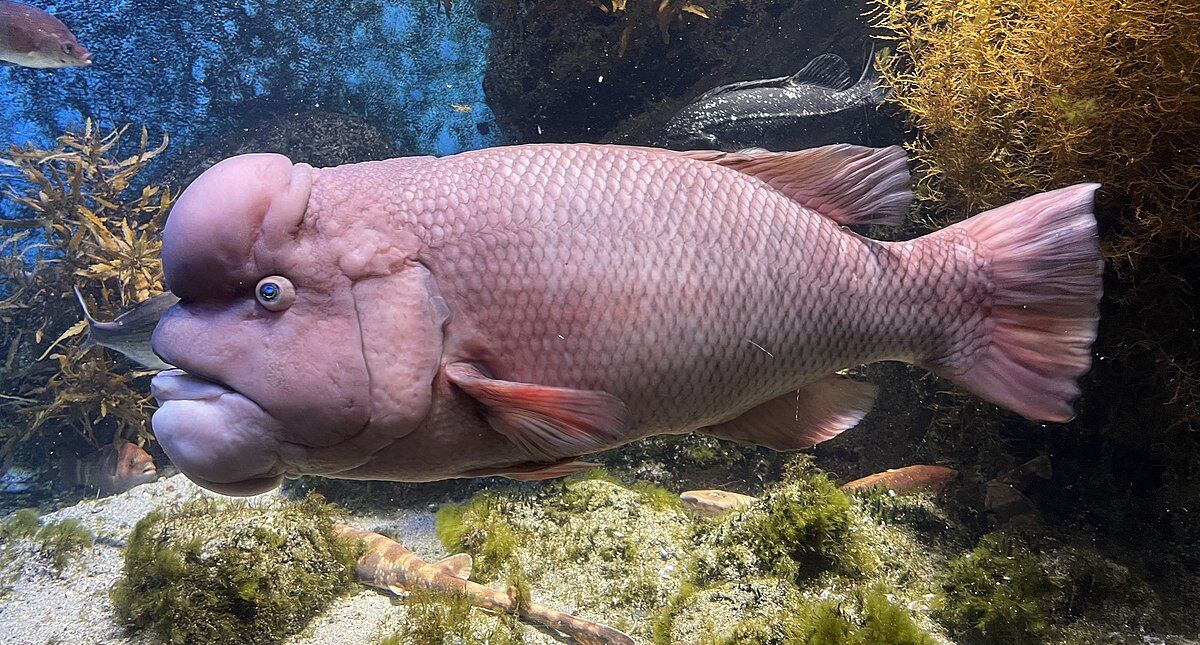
[663,52,888,151]
[73,287,178,371]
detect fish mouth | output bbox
[150,369,288,496]
[151,368,237,402]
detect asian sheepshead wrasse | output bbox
[148,143,1102,496]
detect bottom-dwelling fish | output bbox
[680,464,959,516]
[60,437,158,496]
[334,525,634,645]
[839,464,959,495]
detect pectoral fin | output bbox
[445,363,629,462]
[432,553,473,580]
[702,375,877,450]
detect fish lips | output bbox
[151,369,292,496]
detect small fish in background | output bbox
[73,287,178,371]
[450,103,472,113]
[679,489,759,517]
[60,437,158,496]
[335,525,635,644]
[984,455,1053,528]
[840,464,959,495]
[0,0,91,68]
[662,51,889,151]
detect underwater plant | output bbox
[934,531,1164,644]
[0,509,94,575]
[0,120,173,459]
[109,494,358,645]
[376,588,523,644]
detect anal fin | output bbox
[702,375,877,451]
[462,459,600,481]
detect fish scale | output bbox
[311,146,961,433]
[150,143,1101,492]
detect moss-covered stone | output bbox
[109,493,358,645]
[656,580,937,645]
[935,532,1164,644]
[0,509,41,542]
[33,518,94,574]
[375,589,523,645]
[435,470,695,640]
[0,509,94,575]
[435,493,520,580]
[692,457,872,583]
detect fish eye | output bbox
[61,43,74,55]
[255,276,295,312]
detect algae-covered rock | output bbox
[109,494,358,645]
[377,589,524,645]
[691,459,867,583]
[435,470,695,638]
[935,531,1166,644]
[0,508,95,576]
[660,580,936,645]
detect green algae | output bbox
[0,509,94,575]
[0,509,41,542]
[691,457,872,584]
[435,469,695,639]
[655,580,936,645]
[376,589,523,645]
[34,518,94,574]
[435,493,520,579]
[935,531,1165,644]
[109,494,358,645]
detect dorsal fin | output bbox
[432,553,473,580]
[679,144,912,226]
[789,53,853,90]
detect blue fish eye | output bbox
[255,275,295,312]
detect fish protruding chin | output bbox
[151,370,292,496]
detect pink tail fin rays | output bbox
[924,183,1104,422]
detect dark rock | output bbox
[163,110,400,191]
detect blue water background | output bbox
[1,0,499,224]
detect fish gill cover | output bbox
[0,0,498,182]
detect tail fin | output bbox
[858,43,891,103]
[925,183,1103,422]
[72,285,98,350]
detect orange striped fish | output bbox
[839,464,958,495]
[334,526,634,644]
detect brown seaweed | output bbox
[0,120,174,460]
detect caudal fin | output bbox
[926,183,1103,422]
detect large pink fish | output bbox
[149,144,1102,496]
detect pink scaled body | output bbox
[149,144,1102,495]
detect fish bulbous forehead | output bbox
[163,154,313,299]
